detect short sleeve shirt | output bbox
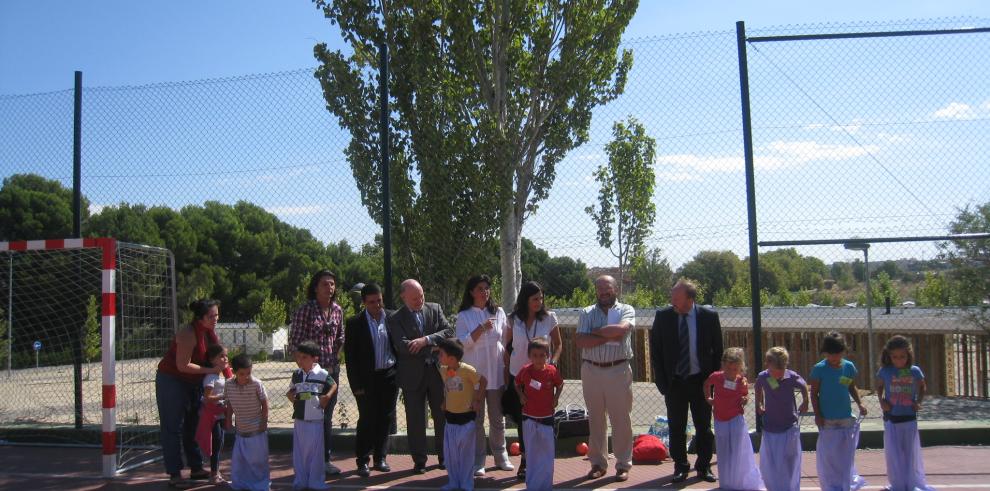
[877,365,924,417]
[225,376,268,433]
[706,371,748,422]
[810,359,858,420]
[515,363,564,418]
[576,302,635,363]
[441,362,481,414]
[756,369,807,432]
[289,363,336,421]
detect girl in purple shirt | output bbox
[755,347,809,491]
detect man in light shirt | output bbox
[575,275,635,482]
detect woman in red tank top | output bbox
[156,299,227,488]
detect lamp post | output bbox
[844,242,873,387]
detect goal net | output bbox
[0,239,176,476]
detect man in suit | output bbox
[387,278,454,474]
[649,278,722,483]
[344,283,399,477]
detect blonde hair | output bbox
[765,346,789,369]
[721,347,746,373]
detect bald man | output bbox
[575,275,636,482]
[387,279,454,473]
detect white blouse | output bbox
[508,311,558,376]
[455,306,508,389]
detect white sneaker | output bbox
[497,461,515,471]
[325,462,341,475]
[474,468,486,477]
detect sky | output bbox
[2,1,989,270]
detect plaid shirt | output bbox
[288,299,344,369]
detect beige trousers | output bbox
[580,361,634,471]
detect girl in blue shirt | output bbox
[809,331,867,491]
[875,335,933,491]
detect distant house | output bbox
[215,323,289,357]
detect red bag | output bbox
[632,434,668,464]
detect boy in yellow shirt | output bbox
[437,338,486,491]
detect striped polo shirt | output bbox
[577,301,636,364]
[225,375,268,433]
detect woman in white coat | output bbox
[455,275,514,476]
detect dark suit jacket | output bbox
[649,304,723,395]
[344,308,395,395]
[387,302,454,391]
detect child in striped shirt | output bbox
[225,353,270,491]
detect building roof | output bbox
[552,306,986,334]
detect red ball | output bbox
[576,442,589,456]
[508,441,521,456]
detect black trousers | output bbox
[354,367,399,465]
[664,374,714,473]
[403,365,446,467]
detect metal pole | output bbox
[736,21,763,431]
[864,248,874,387]
[7,254,12,379]
[379,42,394,309]
[73,71,83,237]
[72,71,84,429]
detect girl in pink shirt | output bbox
[705,348,765,490]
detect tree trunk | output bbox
[499,204,523,312]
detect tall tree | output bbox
[585,117,657,293]
[313,0,637,307]
[0,174,90,241]
[944,201,990,332]
[677,250,741,304]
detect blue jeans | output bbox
[209,418,225,473]
[323,366,340,463]
[156,371,205,476]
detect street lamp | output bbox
[844,241,874,387]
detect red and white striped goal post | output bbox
[0,238,119,477]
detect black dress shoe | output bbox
[357,463,370,477]
[413,465,427,474]
[698,469,717,482]
[671,470,690,483]
[373,461,391,472]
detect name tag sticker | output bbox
[723,380,737,390]
[898,368,912,377]
[839,376,853,386]
[529,379,542,390]
[298,392,312,401]
[767,377,780,390]
[607,308,621,325]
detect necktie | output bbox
[414,310,424,335]
[677,314,691,377]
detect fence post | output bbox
[73,70,85,430]
[379,42,394,309]
[736,20,763,430]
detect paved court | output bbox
[1,444,988,490]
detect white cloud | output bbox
[264,205,325,216]
[655,140,877,180]
[875,132,909,144]
[763,140,878,161]
[655,171,703,182]
[932,102,977,119]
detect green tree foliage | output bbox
[0,174,90,241]
[520,239,590,299]
[944,201,990,332]
[916,272,951,307]
[87,200,379,321]
[872,271,900,307]
[585,117,657,294]
[831,262,856,290]
[630,247,674,293]
[254,293,287,338]
[312,0,637,309]
[677,251,741,304]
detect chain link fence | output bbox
[1,18,989,449]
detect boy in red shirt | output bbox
[514,338,564,491]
